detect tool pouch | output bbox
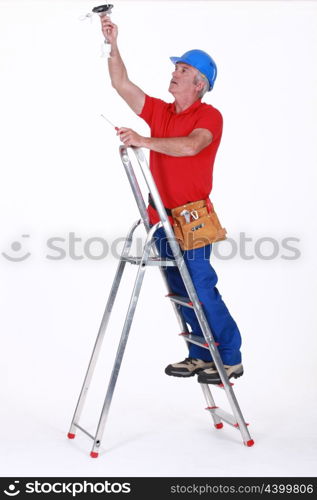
[171,199,227,250]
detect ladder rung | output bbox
[74,423,95,441]
[179,332,210,349]
[206,407,241,428]
[122,256,176,267]
[179,332,220,348]
[167,295,194,308]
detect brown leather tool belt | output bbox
[148,193,227,250]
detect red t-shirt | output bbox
[139,95,223,224]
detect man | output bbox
[101,17,243,384]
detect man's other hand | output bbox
[117,127,145,147]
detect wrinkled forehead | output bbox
[175,62,198,73]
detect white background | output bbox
[1,0,317,477]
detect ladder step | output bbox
[179,332,220,349]
[166,294,195,308]
[122,256,176,267]
[206,407,248,429]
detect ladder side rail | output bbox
[130,147,251,443]
[200,383,222,427]
[68,220,141,436]
[120,146,151,231]
[91,222,161,456]
[119,146,189,335]
[131,147,223,359]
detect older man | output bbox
[101,17,243,384]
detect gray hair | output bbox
[193,72,209,98]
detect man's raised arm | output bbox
[101,16,145,115]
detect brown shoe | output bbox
[197,363,244,384]
[165,357,215,378]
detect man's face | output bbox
[168,62,201,97]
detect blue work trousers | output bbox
[153,227,242,365]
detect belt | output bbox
[148,193,172,216]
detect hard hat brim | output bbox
[170,56,190,66]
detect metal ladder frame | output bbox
[67,146,254,457]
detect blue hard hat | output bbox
[170,49,217,90]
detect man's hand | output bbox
[100,15,118,44]
[117,127,146,147]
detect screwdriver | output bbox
[100,113,119,131]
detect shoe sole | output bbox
[165,367,205,378]
[198,369,244,384]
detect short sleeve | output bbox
[194,106,223,141]
[138,95,168,127]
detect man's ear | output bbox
[195,80,204,93]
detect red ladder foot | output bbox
[214,423,223,429]
[90,451,99,458]
[67,433,75,439]
[244,439,255,447]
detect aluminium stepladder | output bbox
[67,145,254,458]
